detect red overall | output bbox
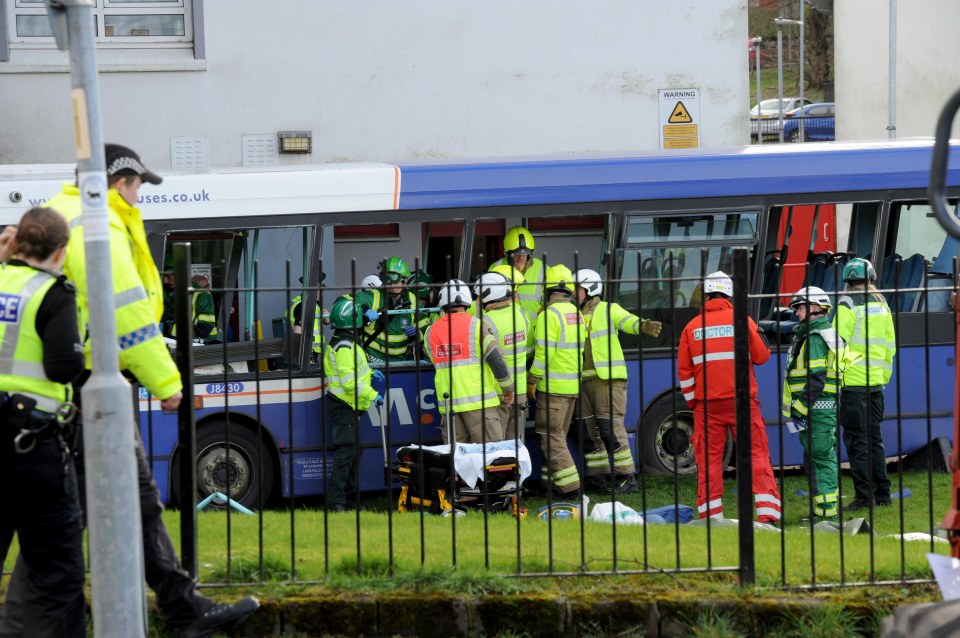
[677,298,781,524]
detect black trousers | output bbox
[0,436,86,638]
[328,398,360,506]
[840,387,891,503]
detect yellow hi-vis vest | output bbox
[834,294,896,387]
[47,185,182,400]
[427,312,499,414]
[489,257,543,326]
[0,265,70,412]
[530,298,584,395]
[481,302,530,393]
[288,295,321,353]
[324,338,379,411]
[583,300,641,380]
[360,289,429,359]
[169,291,219,339]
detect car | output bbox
[782,102,835,142]
[750,97,813,140]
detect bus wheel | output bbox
[640,393,697,475]
[175,422,274,510]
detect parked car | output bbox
[782,102,836,142]
[750,97,813,140]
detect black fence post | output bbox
[173,242,198,578]
[732,248,755,586]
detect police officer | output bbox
[574,268,662,495]
[489,226,544,329]
[0,207,86,637]
[678,272,781,525]
[784,286,845,525]
[527,264,585,498]
[475,271,530,441]
[426,280,515,444]
[835,258,894,512]
[44,144,258,636]
[323,295,384,512]
[357,256,429,363]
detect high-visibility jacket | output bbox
[489,257,543,326]
[48,185,182,400]
[356,288,429,360]
[481,302,530,393]
[324,335,379,411]
[677,297,769,406]
[426,312,500,414]
[581,298,641,380]
[288,295,321,354]
[165,288,218,340]
[834,292,895,387]
[0,265,70,412]
[529,297,584,395]
[781,316,844,419]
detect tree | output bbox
[804,2,833,90]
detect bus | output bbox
[2,139,958,509]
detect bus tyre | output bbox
[173,422,274,510]
[638,392,734,476]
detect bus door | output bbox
[422,220,504,283]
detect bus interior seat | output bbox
[880,253,902,308]
[920,275,955,313]
[803,252,832,289]
[758,249,782,320]
[891,253,926,312]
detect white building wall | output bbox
[1,1,748,167]
[834,0,960,141]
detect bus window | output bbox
[884,201,958,313]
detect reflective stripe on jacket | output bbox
[529,298,584,395]
[481,302,530,393]
[677,297,769,405]
[48,185,182,400]
[781,317,844,418]
[359,288,429,359]
[427,313,499,414]
[582,299,641,380]
[834,294,895,387]
[324,338,379,411]
[0,265,69,412]
[490,257,543,326]
[288,295,321,353]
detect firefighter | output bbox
[475,271,530,441]
[784,286,844,524]
[677,271,781,525]
[0,208,86,637]
[835,258,894,512]
[323,295,384,512]
[488,225,544,329]
[527,264,585,498]
[425,280,515,443]
[356,256,429,363]
[574,268,662,494]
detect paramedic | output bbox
[426,279,515,443]
[784,286,844,524]
[488,225,544,329]
[357,256,429,363]
[835,258,894,512]
[0,207,86,637]
[45,144,259,636]
[574,268,662,494]
[324,295,383,512]
[161,262,218,341]
[475,271,530,441]
[527,264,585,498]
[288,272,328,360]
[677,271,781,525]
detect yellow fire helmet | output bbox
[503,225,535,255]
[544,264,575,295]
[491,264,526,287]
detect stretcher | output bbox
[394,441,531,518]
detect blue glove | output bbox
[787,418,808,434]
[375,395,385,408]
[364,309,379,323]
[371,369,385,383]
[403,325,418,338]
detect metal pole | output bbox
[798,1,805,141]
[752,36,762,145]
[777,21,784,143]
[888,0,897,139]
[44,1,146,636]
[174,243,198,577]
[732,248,755,586]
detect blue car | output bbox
[783,102,835,142]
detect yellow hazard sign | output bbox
[668,101,693,124]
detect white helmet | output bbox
[475,272,511,305]
[790,286,831,312]
[703,271,733,297]
[575,268,602,297]
[361,274,382,289]
[438,279,472,309]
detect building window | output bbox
[7,0,192,48]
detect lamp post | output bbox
[775,16,804,143]
[751,36,762,144]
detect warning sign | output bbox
[658,89,700,150]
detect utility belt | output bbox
[0,392,77,455]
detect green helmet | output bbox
[161,253,174,274]
[329,295,363,329]
[407,269,433,301]
[380,256,411,283]
[843,258,876,282]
